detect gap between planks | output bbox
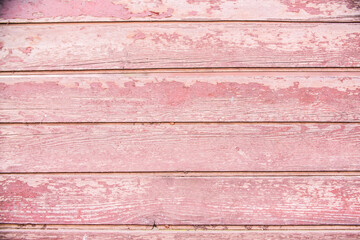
[1,68,360,75]
[1,171,360,176]
[1,224,360,231]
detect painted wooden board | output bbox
[1,0,360,23]
[1,230,360,240]
[1,23,360,71]
[1,176,360,224]
[1,72,359,122]
[1,123,360,172]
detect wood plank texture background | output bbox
[1,72,359,122]
[0,0,359,239]
[1,230,360,240]
[1,124,360,172]
[1,0,359,22]
[1,175,360,224]
[1,23,360,71]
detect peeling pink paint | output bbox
[280,0,360,15]
[131,31,147,41]
[1,231,360,239]
[1,23,359,71]
[207,5,221,14]
[1,176,360,224]
[19,46,33,55]
[0,0,174,21]
[1,80,359,108]
[0,0,359,22]
[0,0,359,234]
[6,122,357,172]
[1,73,359,122]
[0,179,48,199]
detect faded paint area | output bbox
[0,73,359,122]
[1,124,359,172]
[1,230,360,240]
[1,176,359,224]
[0,0,174,21]
[0,0,359,22]
[0,0,359,234]
[0,23,359,71]
[280,0,360,15]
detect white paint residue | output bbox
[237,149,249,160]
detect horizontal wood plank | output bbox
[1,230,360,240]
[0,0,359,22]
[1,72,359,122]
[1,176,359,224]
[1,123,360,172]
[1,23,359,71]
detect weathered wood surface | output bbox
[1,230,360,240]
[1,176,359,224]
[1,0,359,23]
[1,23,359,71]
[1,72,359,122]
[0,0,359,237]
[1,124,360,172]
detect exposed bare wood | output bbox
[1,72,359,122]
[1,124,360,172]
[1,0,360,23]
[1,229,360,240]
[2,224,360,231]
[1,176,359,225]
[1,23,359,71]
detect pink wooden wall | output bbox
[0,0,360,239]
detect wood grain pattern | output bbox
[1,230,360,240]
[1,0,359,23]
[1,23,359,71]
[1,176,360,224]
[1,72,359,122]
[1,123,360,172]
[1,0,359,235]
